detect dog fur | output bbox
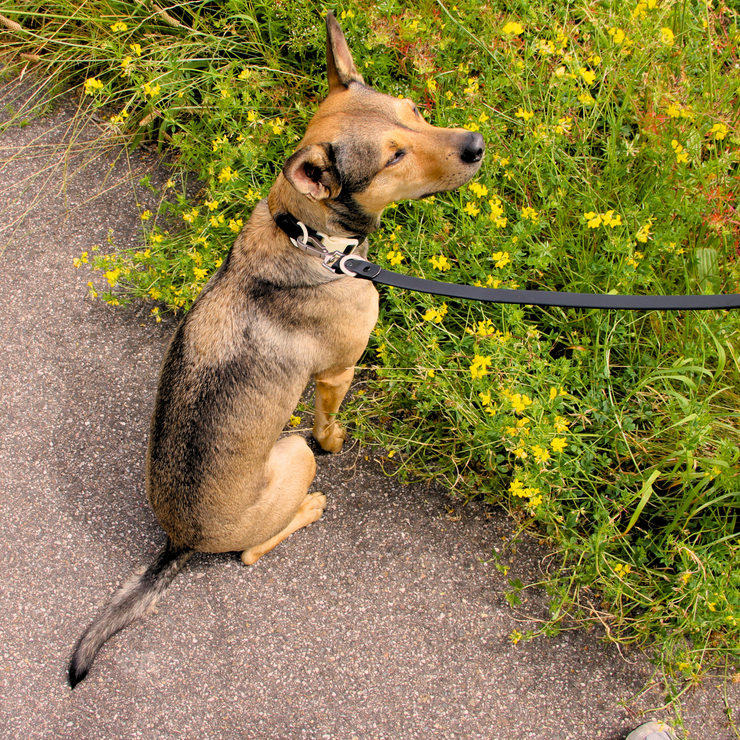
[68,11,484,687]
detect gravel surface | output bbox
[1,73,737,740]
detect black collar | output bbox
[274,212,364,255]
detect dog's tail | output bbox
[68,538,193,688]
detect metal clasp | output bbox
[291,221,360,273]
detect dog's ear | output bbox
[326,11,364,92]
[283,143,341,201]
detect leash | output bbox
[336,257,740,311]
[277,215,740,311]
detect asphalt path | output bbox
[1,73,737,740]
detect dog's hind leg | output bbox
[312,366,355,453]
[240,435,325,566]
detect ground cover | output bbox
[2,0,738,711]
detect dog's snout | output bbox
[460,131,485,164]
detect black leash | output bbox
[338,257,740,311]
[275,213,740,311]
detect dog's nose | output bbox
[460,131,485,164]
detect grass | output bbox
[2,0,739,717]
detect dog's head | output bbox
[277,12,484,236]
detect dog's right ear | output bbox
[326,11,364,93]
[283,143,341,202]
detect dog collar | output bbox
[274,212,363,271]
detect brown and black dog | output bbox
[68,12,483,687]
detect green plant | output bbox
[3,0,738,704]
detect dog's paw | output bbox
[314,423,347,454]
[298,491,327,525]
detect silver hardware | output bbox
[290,220,360,273]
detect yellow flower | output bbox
[289,415,302,427]
[429,254,452,271]
[193,267,208,281]
[73,252,89,268]
[660,27,675,45]
[636,218,654,243]
[608,27,626,44]
[104,268,120,287]
[142,81,161,98]
[469,182,489,198]
[584,211,602,228]
[469,354,492,379]
[464,202,481,217]
[510,393,532,414]
[121,55,133,70]
[666,103,681,118]
[84,78,105,95]
[671,139,689,163]
[515,108,534,121]
[271,118,284,135]
[386,250,404,267]
[551,437,568,453]
[492,251,511,269]
[710,122,728,140]
[533,445,551,464]
[579,67,596,85]
[422,304,448,324]
[535,38,555,55]
[521,206,538,221]
[502,21,525,35]
[130,42,142,56]
[553,416,569,434]
[110,21,128,32]
[554,116,572,135]
[218,166,236,184]
[509,478,525,496]
[614,563,632,577]
[601,210,622,227]
[489,197,506,227]
[426,78,438,92]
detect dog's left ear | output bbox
[283,143,341,201]
[326,11,364,93]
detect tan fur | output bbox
[145,16,483,561]
[68,12,483,687]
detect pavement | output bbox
[1,72,737,740]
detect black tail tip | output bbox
[68,660,88,689]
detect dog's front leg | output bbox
[312,366,355,453]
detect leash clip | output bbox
[290,220,360,273]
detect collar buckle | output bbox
[285,218,361,272]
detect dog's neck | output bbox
[267,173,374,240]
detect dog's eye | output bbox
[386,150,406,167]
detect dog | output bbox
[68,11,484,687]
